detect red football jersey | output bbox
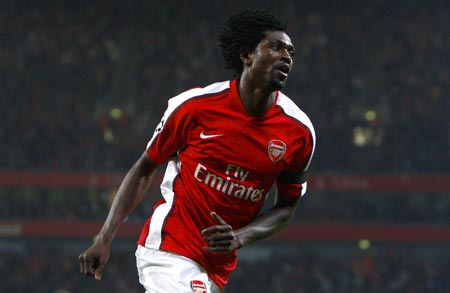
[138,79,315,289]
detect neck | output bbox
[238,75,276,116]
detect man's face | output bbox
[246,31,295,90]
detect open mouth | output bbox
[275,64,290,77]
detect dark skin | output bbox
[238,30,295,115]
[79,30,298,280]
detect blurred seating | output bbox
[0,245,448,292]
[0,0,448,173]
[1,1,449,292]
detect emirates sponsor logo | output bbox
[191,280,207,293]
[194,163,265,202]
[268,139,286,163]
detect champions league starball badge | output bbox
[268,139,286,163]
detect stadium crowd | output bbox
[2,187,450,226]
[1,0,448,173]
[1,0,449,292]
[1,243,449,293]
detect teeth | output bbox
[277,69,288,77]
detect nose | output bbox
[281,50,292,64]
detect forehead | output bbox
[261,31,293,47]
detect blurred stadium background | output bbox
[1,0,449,292]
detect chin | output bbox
[269,79,286,91]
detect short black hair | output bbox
[218,8,288,77]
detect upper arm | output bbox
[274,190,300,210]
[276,170,307,203]
[146,98,195,165]
[275,122,315,202]
[135,151,159,178]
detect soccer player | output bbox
[79,8,316,293]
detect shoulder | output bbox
[167,80,231,112]
[276,92,315,139]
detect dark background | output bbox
[1,0,449,292]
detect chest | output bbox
[181,109,300,183]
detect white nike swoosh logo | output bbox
[200,131,223,139]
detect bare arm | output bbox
[95,152,157,244]
[202,193,299,252]
[236,194,298,246]
[79,152,158,280]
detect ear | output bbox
[240,49,253,66]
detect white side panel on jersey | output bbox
[145,158,181,248]
[144,81,230,248]
[277,93,317,171]
[300,182,308,197]
[146,81,230,149]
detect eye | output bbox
[272,44,282,51]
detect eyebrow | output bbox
[271,39,295,52]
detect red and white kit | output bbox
[138,79,316,289]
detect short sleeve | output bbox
[146,98,193,164]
